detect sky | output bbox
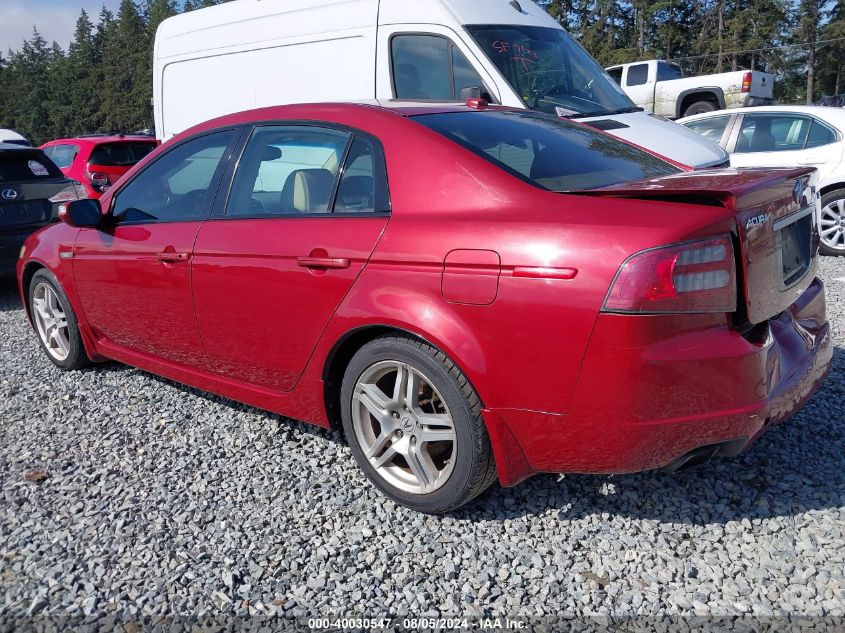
[1,0,123,55]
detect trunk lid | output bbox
[584,167,819,324]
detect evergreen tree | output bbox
[59,10,100,135]
[0,0,839,143]
[818,0,845,96]
[797,0,826,103]
[4,28,52,143]
[100,0,150,132]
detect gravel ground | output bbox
[0,258,844,626]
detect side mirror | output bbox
[59,198,102,228]
[459,86,482,101]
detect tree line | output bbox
[0,0,843,145]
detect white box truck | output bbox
[153,0,729,168]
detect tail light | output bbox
[741,71,752,93]
[603,236,737,314]
[49,182,88,203]
[86,171,110,192]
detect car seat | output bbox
[280,168,335,213]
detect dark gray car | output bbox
[0,143,81,276]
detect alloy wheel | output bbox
[820,198,845,251]
[351,360,456,494]
[32,282,71,362]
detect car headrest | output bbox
[280,168,335,213]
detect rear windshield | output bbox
[414,111,679,191]
[89,142,156,167]
[0,150,63,182]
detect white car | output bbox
[679,105,845,256]
[0,129,30,146]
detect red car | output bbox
[40,135,157,199]
[18,103,832,513]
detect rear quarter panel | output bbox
[303,115,741,415]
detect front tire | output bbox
[28,269,89,370]
[819,191,845,256]
[683,100,717,117]
[340,335,497,513]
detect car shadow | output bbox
[143,345,844,525]
[0,276,22,312]
[6,272,842,524]
[454,344,845,525]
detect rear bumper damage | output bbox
[486,277,832,487]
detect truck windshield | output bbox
[466,25,637,118]
[414,110,679,192]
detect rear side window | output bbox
[0,150,63,182]
[227,126,350,216]
[626,64,649,87]
[606,67,623,85]
[657,62,683,81]
[335,137,390,213]
[736,114,814,153]
[227,126,390,216]
[805,119,837,148]
[90,142,156,167]
[43,144,79,169]
[682,115,731,145]
[414,111,679,191]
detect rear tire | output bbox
[819,190,845,256]
[683,100,718,117]
[28,269,89,370]
[340,335,497,513]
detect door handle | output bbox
[297,256,350,270]
[158,252,191,263]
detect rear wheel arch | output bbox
[678,89,724,118]
[322,325,486,432]
[819,183,845,199]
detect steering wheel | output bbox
[178,189,208,212]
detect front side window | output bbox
[736,114,813,153]
[43,144,78,169]
[682,115,731,145]
[467,25,636,118]
[392,34,491,102]
[414,111,678,192]
[606,67,623,86]
[112,130,235,223]
[626,64,649,87]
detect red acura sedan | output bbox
[17,102,832,512]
